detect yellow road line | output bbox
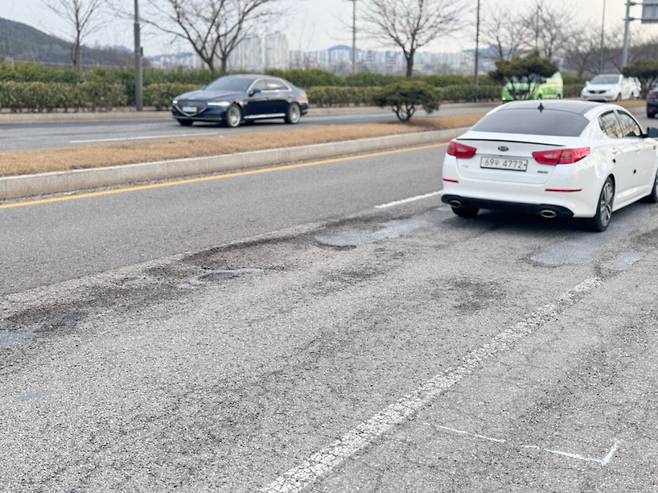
[0,142,448,210]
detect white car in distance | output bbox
[581,74,639,102]
[442,101,658,232]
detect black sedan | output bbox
[171,74,309,128]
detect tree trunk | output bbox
[220,55,229,74]
[72,33,82,73]
[201,56,215,73]
[405,53,415,78]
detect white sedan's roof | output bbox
[492,100,623,121]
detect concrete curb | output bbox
[0,128,466,201]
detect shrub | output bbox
[622,59,658,96]
[372,81,440,121]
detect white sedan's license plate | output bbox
[182,106,198,113]
[480,156,528,172]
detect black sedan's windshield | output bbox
[205,76,253,93]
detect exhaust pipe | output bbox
[449,199,463,208]
[540,209,558,219]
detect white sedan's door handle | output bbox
[611,148,620,155]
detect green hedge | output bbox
[307,84,501,107]
[307,86,376,106]
[436,85,500,102]
[144,83,201,110]
[564,84,585,98]
[0,80,505,112]
[0,81,127,112]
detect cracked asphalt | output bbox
[1,140,658,491]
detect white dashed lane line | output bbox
[374,191,443,209]
[260,277,602,493]
[70,131,222,144]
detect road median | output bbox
[0,124,469,202]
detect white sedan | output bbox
[441,101,658,232]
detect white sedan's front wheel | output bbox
[586,177,615,232]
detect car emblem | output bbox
[498,145,509,152]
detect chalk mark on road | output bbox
[426,423,620,466]
[260,277,602,493]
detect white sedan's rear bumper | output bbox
[442,156,601,218]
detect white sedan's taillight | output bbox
[532,147,590,165]
[447,141,477,159]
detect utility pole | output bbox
[474,0,481,85]
[346,0,357,74]
[621,0,635,68]
[134,0,144,112]
[599,0,607,72]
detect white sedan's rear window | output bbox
[472,109,590,137]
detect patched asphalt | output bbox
[1,193,657,491]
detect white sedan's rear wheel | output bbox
[586,177,615,232]
[452,206,479,218]
[644,170,658,203]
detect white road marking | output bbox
[70,132,222,144]
[374,191,443,209]
[542,447,606,465]
[431,423,620,466]
[434,424,506,444]
[260,277,602,493]
[601,441,621,465]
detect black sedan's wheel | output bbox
[452,206,479,218]
[225,104,242,128]
[643,170,658,203]
[285,103,302,124]
[176,119,193,127]
[586,177,615,232]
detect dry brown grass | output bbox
[0,113,482,177]
[618,99,646,110]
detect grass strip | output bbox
[0,114,480,177]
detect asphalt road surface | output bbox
[2,131,658,491]
[0,104,492,153]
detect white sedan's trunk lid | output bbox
[455,132,585,185]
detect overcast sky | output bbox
[2,0,654,56]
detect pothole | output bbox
[178,268,265,289]
[601,250,644,272]
[0,321,36,350]
[199,268,264,281]
[314,216,431,249]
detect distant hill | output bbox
[0,17,133,68]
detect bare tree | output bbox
[564,27,620,77]
[522,1,574,59]
[483,10,531,61]
[42,0,104,71]
[362,0,464,78]
[144,0,280,73]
